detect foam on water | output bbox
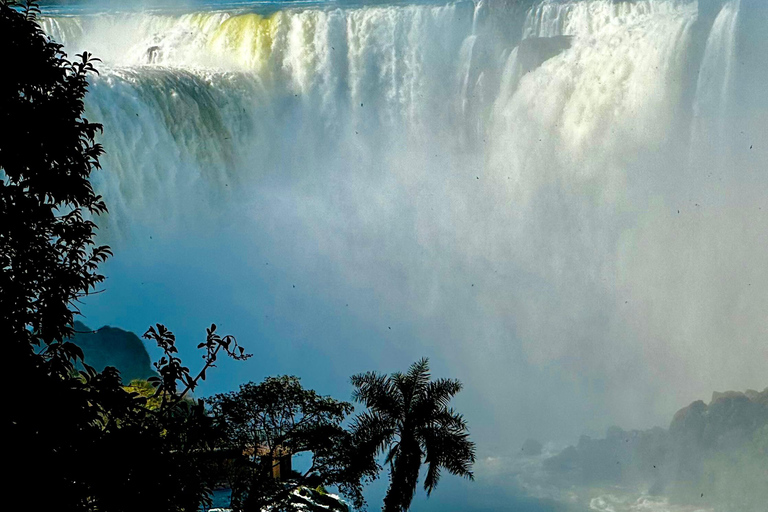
[589,493,712,512]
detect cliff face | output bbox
[670,389,768,451]
[70,321,155,384]
[543,388,768,509]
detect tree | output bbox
[350,358,476,512]
[125,378,166,410]
[208,375,377,512]
[1,0,109,369]
[2,1,111,508]
[1,3,249,510]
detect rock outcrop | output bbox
[543,388,768,494]
[70,321,155,384]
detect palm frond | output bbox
[423,460,441,495]
[407,358,431,395]
[351,358,474,511]
[350,410,396,458]
[422,424,476,482]
[352,371,405,422]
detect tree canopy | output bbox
[209,375,378,511]
[2,1,111,507]
[1,3,248,510]
[1,0,109,371]
[351,358,476,512]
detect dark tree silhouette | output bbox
[209,375,377,512]
[350,358,476,512]
[2,1,111,508]
[1,3,249,510]
[1,0,109,373]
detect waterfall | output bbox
[38,0,713,234]
[690,0,740,168]
[37,0,768,445]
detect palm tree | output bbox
[350,358,475,512]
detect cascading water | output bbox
[38,3,768,504]
[39,1,726,236]
[690,0,740,167]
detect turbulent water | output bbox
[39,1,767,509]
[41,0,764,234]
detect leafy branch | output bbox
[143,323,251,411]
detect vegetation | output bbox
[125,378,166,410]
[350,358,476,512]
[209,376,377,511]
[1,0,109,379]
[3,0,110,508]
[1,2,248,510]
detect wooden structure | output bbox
[244,444,293,480]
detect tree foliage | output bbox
[209,375,377,511]
[69,324,249,512]
[1,0,109,372]
[125,378,166,410]
[1,3,249,510]
[350,358,476,512]
[2,1,111,508]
